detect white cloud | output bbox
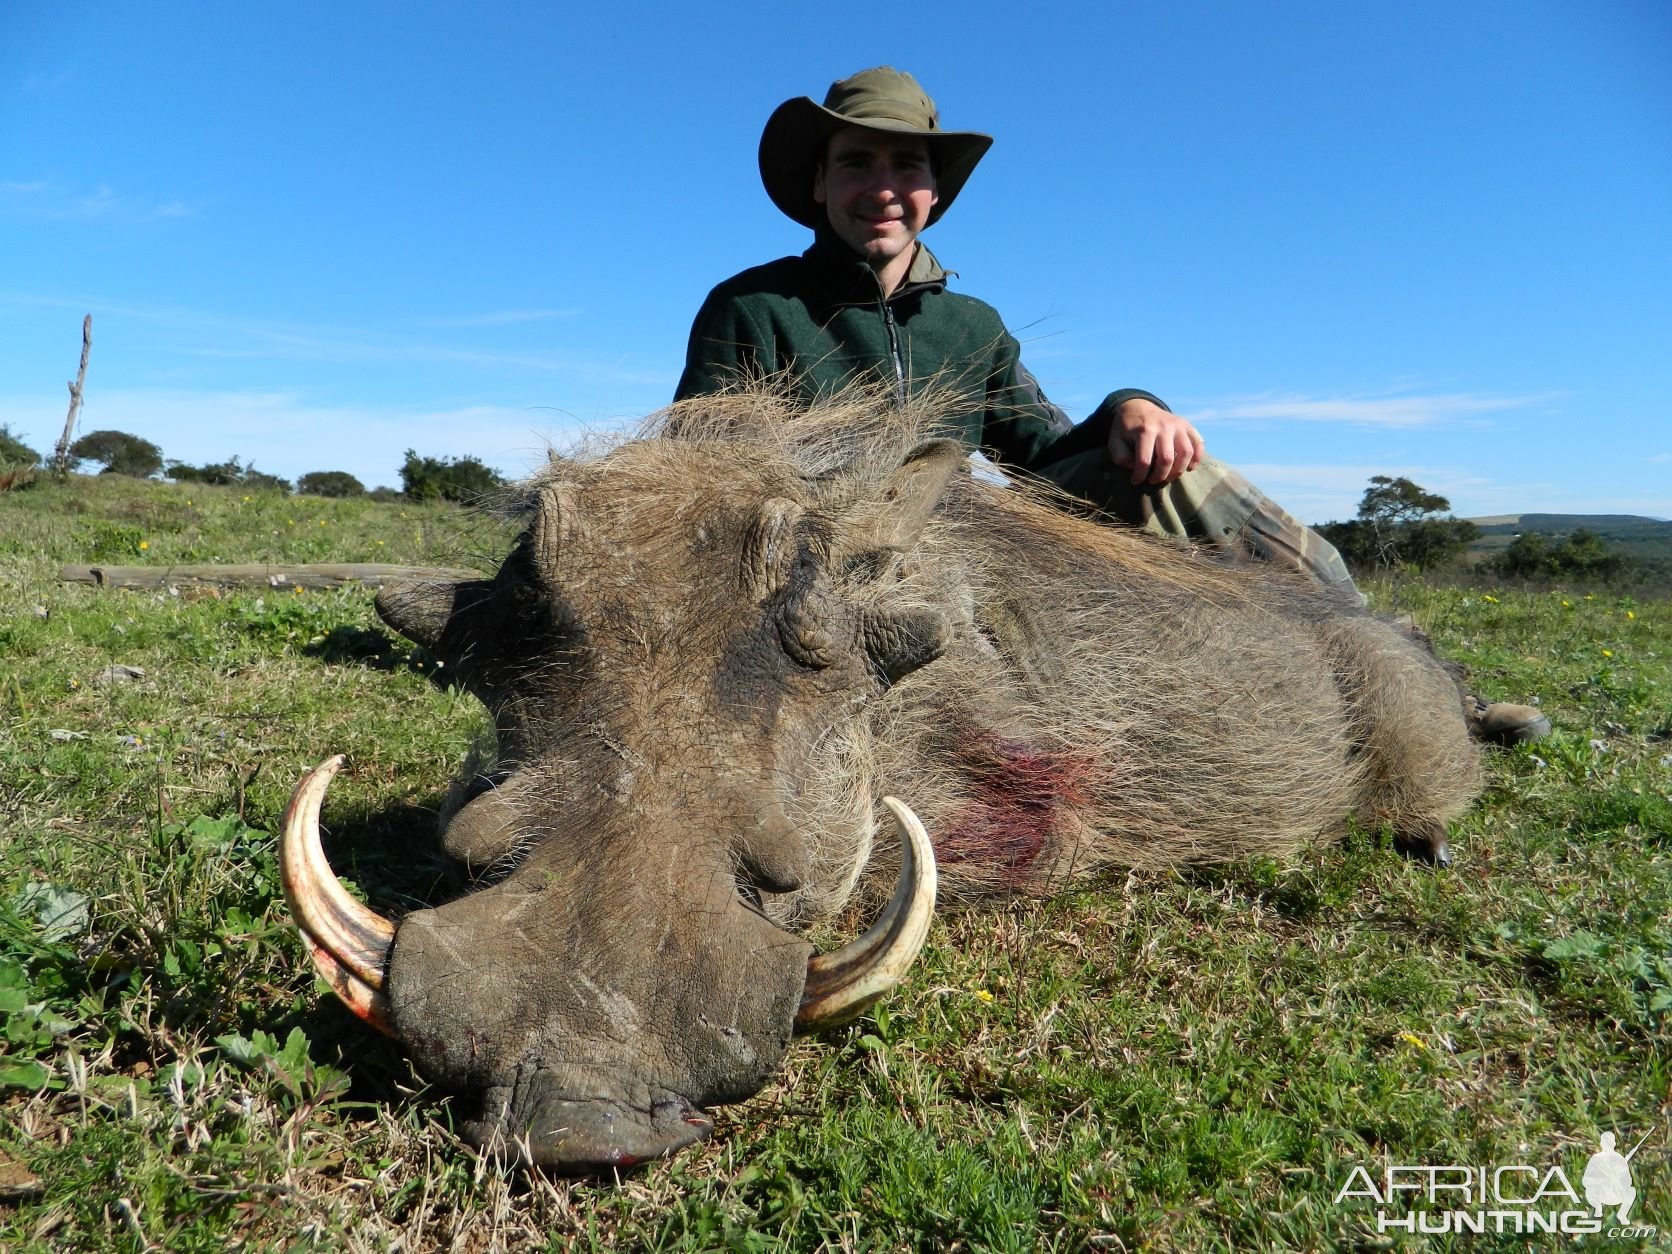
[20,69,75,92]
[1235,460,1672,525]
[1193,391,1557,429]
[0,291,670,390]
[0,180,200,222]
[1238,461,1533,524]
[423,309,582,327]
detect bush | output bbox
[166,458,243,486]
[68,430,163,478]
[166,456,291,493]
[242,469,293,493]
[399,449,504,504]
[0,424,41,468]
[1486,528,1635,582]
[368,486,403,503]
[297,470,366,498]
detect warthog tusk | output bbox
[795,796,937,1030]
[280,755,396,1035]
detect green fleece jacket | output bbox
[675,228,1165,473]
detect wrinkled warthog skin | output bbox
[328,387,1480,1170]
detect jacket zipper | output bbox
[877,285,907,407]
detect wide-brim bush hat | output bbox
[759,67,993,229]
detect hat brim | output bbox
[758,96,993,229]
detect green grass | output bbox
[3,475,1670,1250]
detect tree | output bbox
[68,429,163,478]
[399,449,504,503]
[1356,475,1452,527]
[1315,475,1478,572]
[0,424,41,468]
[297,470,366,498]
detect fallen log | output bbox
[59,562,486,591]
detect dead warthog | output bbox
[281,387,1481,1170]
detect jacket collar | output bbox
[805,224,951,307]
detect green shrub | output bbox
[1486,527,1635,581]
[296,470,366,498]
[0,423,41,468]
[399,448,504,503]
[166,456,291,493]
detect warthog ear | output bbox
[376,579,491,652]
[863,606,951,684]
[849,439,966,554]
[530,482,577,578]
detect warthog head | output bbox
[282,429,965,1169]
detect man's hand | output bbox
[1108,397,1206,487]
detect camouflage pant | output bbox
[1037,449,1361,598]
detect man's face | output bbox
[813,127,938,273]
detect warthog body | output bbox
[294,387,1480,1169]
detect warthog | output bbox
[281,387,1481,1170]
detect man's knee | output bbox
[1037,450,1360,597]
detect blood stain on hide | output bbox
[936,727,1095,887]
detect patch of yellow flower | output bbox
[972,989,995,1003]
[1482,594,1499,603]
[1626,610,1636,620]
[1602,649,1614,658]
[1398,1031,1430,1051]
[137,540,149,551]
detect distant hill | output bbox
[1467,513,1670,534]
[1464,513,1672,564]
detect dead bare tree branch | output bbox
[52,314,94,478]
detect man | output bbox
[676,67,1547,744]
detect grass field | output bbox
[2,474,1669,1251]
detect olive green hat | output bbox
[758,67,993,229]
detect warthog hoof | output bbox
[1394,824,1452,868]
[1465,697,1551,747]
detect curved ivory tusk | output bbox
[279,755,396,1035]
[795,796,937,1030]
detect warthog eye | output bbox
[734,873,765,914]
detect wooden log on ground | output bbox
[59,562,486,591]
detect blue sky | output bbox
[3,1,1668,522]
